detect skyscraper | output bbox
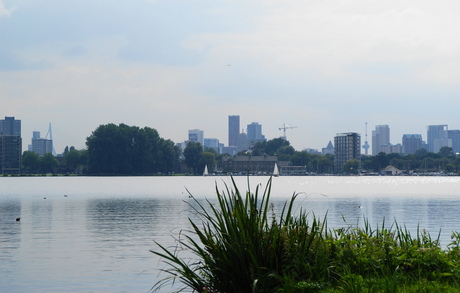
[29,131,53,156]
[0,117,22,174]
[228,115,240,147]
[247,122,265,146]
[188,129,204,146]
[372,125,390,155]
[448,130,460,154]
[402,134,423,154]
[0,116,21,136]
[334,132,361,173]
[427,125,450,153]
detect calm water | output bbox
[1,176,460,292]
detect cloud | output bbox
[0,0,13,17]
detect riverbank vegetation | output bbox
[151,177,460,292]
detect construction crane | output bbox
[278,123,297,140]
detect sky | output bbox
[2,0,460,154]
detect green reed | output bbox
[151,177,460,293]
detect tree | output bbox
[86,123,179,175]
[183,141,203,174]
[41,153,59,173]
[439,146,454,158]
[342,159,360,174]
[199,152,216,174]
[22,151,40,173]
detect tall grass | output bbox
[151,177,460,292]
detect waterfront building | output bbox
[334,132,361,173]
[228,115,240,147]
[247,122,266,147]
[29,131,53,156]
[188,129,204,146]
[427,125,451,153]
[0,117,22,174]
[372,125,390,155]
[221,155,277,174]
[0,135,22,174]
[448,130,460,154]
[402,134,423,154]
[0,116,21,136]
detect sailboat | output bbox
[203,165,209,176]
[273,163,279,177]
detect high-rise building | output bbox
[204,138,220,153]
[237,130,248,151]
[188,129,204,146]
[228,115,240,147]
[372,125,390,155]
[247,122,265,147]
[0,117,22,174]
[334,132,361,173]
[0,116,21,136]
[448,130,460,154]
[427,125,450,153]
[29,131,53,156]
[402,134,423,154]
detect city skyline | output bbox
[2,1,460,153]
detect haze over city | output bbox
[2,0,460,153]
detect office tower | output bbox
[247,122,266,146]
[402,134,423,154]
[30,131,53,156]
[204,138,220,153]
[427,125,450,153]
[0,116,21,136]
[0,117,22,174]
[448,130,460,154]
[371,125,390,155]
[188,129,204,146]
[334,132,361,173]
[237,131,248,151]
[228,115,240,147]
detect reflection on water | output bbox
[1,176,460,292]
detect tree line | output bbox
[20,123,460,175]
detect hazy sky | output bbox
[2,0,460,153]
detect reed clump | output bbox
[151,177,460,292]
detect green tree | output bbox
[41,153,59,173]
[439,146,454,158]
[199,152,216,174]
[183,141,203,174]
[342,159,360,174]
[22,151,40,173]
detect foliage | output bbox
[342,159,360,174]
[22,151,59,174]
[183,141,203,174]
[152,178,460,293]
[85,123,180,175]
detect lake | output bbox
[1,176,460,292]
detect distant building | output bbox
[204,138,220,153]
[29,131,53,156]
[305,148,321,155]
[448,130,460,154]
[221,155,277,174]
[427,125,451,153]
[0,117,22,174]
[247,122,266,147]
[228,115,240,147]
[237,131,248,151]
[334,132,361,173]
[402,134,423,154]
[0,116,21,136]
[188,129,204,146]
[221,146,238,156]
[372,125,390,155]
[379,143,403,154]
[0,135,22,174]
[322,141,334,155]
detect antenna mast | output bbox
[362,122,370,155]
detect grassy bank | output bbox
[151,177,460,292]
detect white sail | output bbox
[273,163,279,177]
[203,165,209,176]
